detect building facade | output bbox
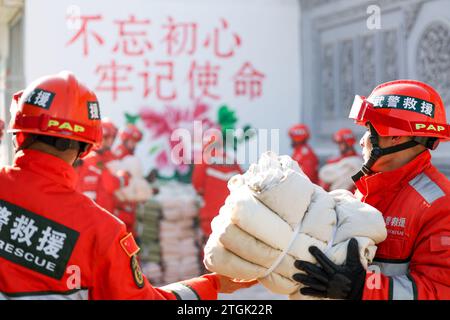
[300,0,450,175]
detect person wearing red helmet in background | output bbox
[192,133,243,244]
[319,128,361,192]
[289,124,319,184]
[328,128,358,164]
[0,71,256,300]
[112,124,144,238]
[294,80,450,300]
[114,124,143,159]
[75,118,129,213]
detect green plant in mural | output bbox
[125,112,140,125]
[217,104,255,151]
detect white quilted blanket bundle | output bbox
[106,155,153,202]
[204,152,387,299]
[318,156,362,191]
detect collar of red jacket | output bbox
[355,150,432,200]
[14,149,78,190]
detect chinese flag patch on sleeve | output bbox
[430,234,450,252]
[120,233,140,257]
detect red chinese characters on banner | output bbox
[161,16,197,56]
[188,61,221,100]
[66,14,265,102]
[113,15,153,56]
[138,60,177,101]
[66,15,104,56]
[234,62,265,100]
[203,18,241,58]
[95,60,133,101]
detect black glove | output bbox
[293,238,366,300]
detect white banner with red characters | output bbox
[24,0,301,177]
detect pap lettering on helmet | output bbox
[0,199,79,280]
[47,119,85,133]
[412,122,447,133]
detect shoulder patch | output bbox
[130,255,145,288]
[409,173,445,204]
[120,233,140,257]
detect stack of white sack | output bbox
[155,181,202,284]
[204,151,387,300]
[319,156,362,191]
[106,155,153,202]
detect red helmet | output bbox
[333,128,356,146]
[9,71,102,157]
[102,118,118,139]
[289,124,310,143]
[119,124,143,142]
[349,80,450,143]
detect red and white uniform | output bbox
[356,151,450,300]
[114,144,132,160]
[0,150,219,300]
[192,155,242,237]
[326,150,358,165]
[76,149,127,213]
[320,150,360,192]
[292,144,319,184]
[113,144,138,236]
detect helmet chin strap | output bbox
[352,124,419,182]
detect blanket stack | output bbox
[137,199,163,285]
[204,152,387,299]
[156,181,202,284]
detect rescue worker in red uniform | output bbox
[327,128,358,164]
[0,71,255,300]
[319,128,360,192]
[289,124,319,184]
[113,124,143,237]
[192,135,242,240]
[114,124,142,159]
[76,119,129,213]
[293,80,450,300]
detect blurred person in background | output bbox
[192,133,242,247]
[319,128,361,192]
[114,124,143,159]
[113,124,144,238]
[289,123,319,184]
[76,118,130,213]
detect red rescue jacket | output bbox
[76,149,127,213]
[292,144,319,184]
[192,154,242,237]
[112,144,139,235]
[356,151,450,300]
[0,150,219,300]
